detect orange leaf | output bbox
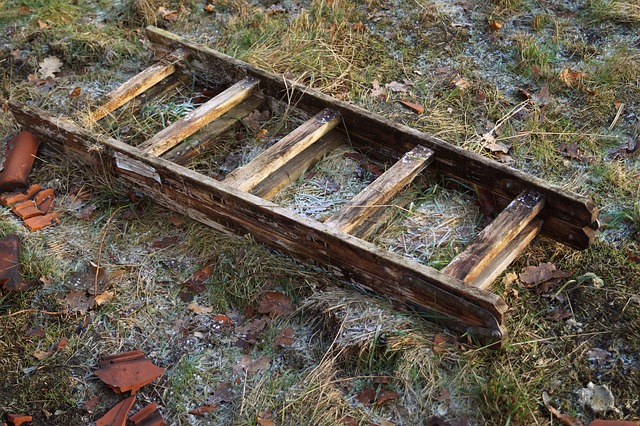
[258,291,294,316]
[189,404,218,416]
[488,20,503,30]
[56,336,69,350]
[375,389,400,405]
[69,86,81,98]
[559,68,587,87]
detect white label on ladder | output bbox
[114,152,162,184]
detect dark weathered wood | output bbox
[325,145,434,234]
[443,190,545,284]
[223,108,341,193]
[138,77,259,156]
[10,101,508,344]
[162,94,265,165]
[144,25,598,250]
[250,131,343,200]
[90,58,179,121]
[470,218,543,290]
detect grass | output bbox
[0,0,639,424]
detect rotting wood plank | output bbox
[138,77,260,157]
[442,190,545,284]
[470,218,543,290]
[10,101,508,345]
[250,131,343,200]
[89,55,182,122]
[325,145,434,234]
[223,108,341,193]
[162,93,265,165]
[144,26,598,250]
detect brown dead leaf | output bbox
[65,290,94,314]
[188,405,218,416]
[258,291,294,316]
[69,86,81,98]
[547,404,585,426]
[56,336,69,351]
[39,56,63,79]
[451,76,470,91]
[73,203,97,220]
[257,410,275,426]
[188,301,213,315]
[371,79,387,100]
[235,317,268,339]
[275,327,294,346]
[83,395,100,413]
[559,68,587,87]
[34,349,53,360]
[488,20,503,30]
[519,263,569,286]
[532,84,553,105]
[234,354,270,375]
[150,235,179,250]
[158,6,178,20]
[94,291,114,306]
[433,333,448,353]
[210,381,234,403]
[355,387,377,406]
[546,308,572,322]
[485,142,510,154]
[338,416,358,426]
[37,19,48,29]
[385,81,411,93]
[168,214,187,226]
[375,389,400,405]
[27,325,45,338]
[607,139,639,160]
[502,272,518,287]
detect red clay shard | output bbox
[95,350,164,395]
[0,131,40,192]
[0,184,43,206]
[129,402,166,426]
[34,187,55,213]
[6,414,33,425]
[0,234,25,291]
[11,200,42,219]
[95,395,136,426]
[23,211,60,231]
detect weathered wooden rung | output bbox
[442,189,545,285]
[324,145,434,234]
[223,108,341,193]
[138,76,260,157]
[469,218,543,290]
[162,93,266,165]
[89,51,186,122]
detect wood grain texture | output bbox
[443,190,545,284]
[90,60,178,122]
[144,26,598,250]
[325,145,434,234]
[138,76,259,156]
[223,108,341,192]
[10,101,507,344]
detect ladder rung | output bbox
[223,108,341,192]
[324,145,434,234]
[89,52,185,121]
[162,93,266,165]
[442,189,545,285]
[139,76,260,157]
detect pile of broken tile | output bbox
[94,350,166,425]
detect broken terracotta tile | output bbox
[95,350,164,395]
[0,131,40,192]
[589,420,639,426]
[95,395,136,426]
[0,184,43,206]
[11,200,42,219]
[0,234,26,291]
[6,414,33,426]
[34,188,55,213]
[23,211,60,231]
[129,402,166,426]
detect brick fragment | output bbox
[0,131,40,192]
[11,200,42,220]
[129,402,166,426]
[94,350,165,395]
[34,188,55,213]
[96,396,136,426]
[0,234,25,291]
[6,413,33,425]
[0,184,43,206]
[22,211,60,231]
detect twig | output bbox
[1,309,66,318]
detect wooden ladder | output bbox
[9,27,599,346]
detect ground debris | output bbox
[95,395,136,426]
[94,350,164,395]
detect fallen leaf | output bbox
[385,81,410,93]
[546,308,571,322]
[559,68,587,87]
[399,100,424,114]
[168,214,186,226]
[258,291,294,316]
[189,404,218,416]
[488,20,503,30]
[204,4,215,13]
[338,416,358,426]
[37,19,48,29]
[451,76,470,91]
[607,139,639,160]
[559,141,588,162]
[210,381,234,403]
[257,410,275,426]
[56,336,69,350]
[188,301,213,315]
[355,387,377,406]
[433,333,447,353]
[547,404,585,426]
[485,142,510,154]
[234,354,270,375]
[375,389,400,405]
[532,84,553,105]
[519,263,569,286]
[73,203,97,220]
[39,56,63,79]
[65,290,94,314]
[150,235,179,250]
[83,395,100,413]
[94,291,114,306]
[235,317,268,336]
[26,325,45,338]
[69,86,81,98]
[34,349,53,360]
[158,6,178,20]
[275,327,294,346]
